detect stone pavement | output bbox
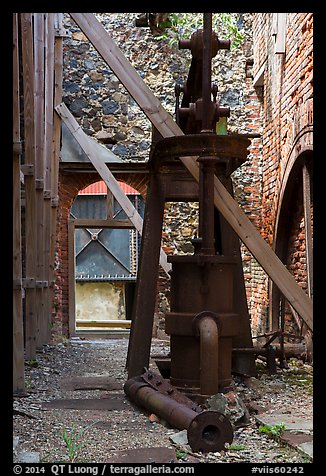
[254,413,313,460]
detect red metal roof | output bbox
[79,180,140,195]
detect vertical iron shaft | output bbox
[198,12,216,255]
[201,13,213,132]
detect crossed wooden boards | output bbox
[55,13,312,332]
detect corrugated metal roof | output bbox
[79,180,139,195]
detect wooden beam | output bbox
[127,172,166,377]
[302,163,313,300]
[107,189,114,219]
[50,13,64,342]
[55,102,171,276]
[76,320,131,329]
[44,13,55,192]
[74,218,133,228]
[33,13,46,347]
[21,12,37,359]
[68,219,76,337]
[43,13,56,344]
[13,12,25,394]
[68,13,313,332]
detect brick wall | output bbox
[252,13,313,335]
[232,59,267,335]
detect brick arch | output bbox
[115,173,149,198]
[274,128,313,239]
[52,170,149,337]
[269,139,313,340]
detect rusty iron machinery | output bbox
[176,22,231,134]
[124,369,233,453]
[157,13,254,400]
[126,13,257,399]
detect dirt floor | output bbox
[13,336,313,464]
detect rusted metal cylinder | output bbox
[216,105,231,119]
[178,31,230,59]
[193,312,220,396]
[165,256,238,397]
[178,38,192,50]
[124,376,233,453]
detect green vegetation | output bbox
[258,422,286,440]
[61,422,92,462]
[226,443,246,451]
[59,421,97,463]
[154,13,244,50]
[25,359,38,367]
[175,450,188,460]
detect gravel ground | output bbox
[13,337,313,464]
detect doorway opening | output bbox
[68,180,144,337]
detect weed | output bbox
[153,13,244,50]
[175,450,188,460]
[59,420,98,463]
[226,443,246,451]
[25,359,38,367]
[258,422,286,440]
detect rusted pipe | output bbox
[193,311,220,395]
[233,342,306,357]
[124,375,233,452]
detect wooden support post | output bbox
[43,13,55,343]
[107,189,114,219]
[68,13,312,332]
[55,102,171,276]
[33,13,46,347]
[21,13,37,359]
[271,282,281,332]
[50,13,64,338]
[302,162,313,300]
[127,173,167,378]
[13,13,25,393]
